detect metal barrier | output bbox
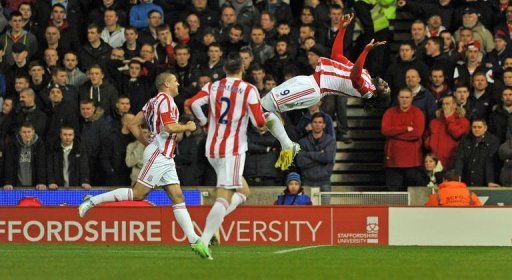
[315,192,410,206]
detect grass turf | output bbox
[1,244,511,279]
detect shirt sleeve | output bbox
[190,83,212,126]
[159,97,177,125]
[247,86,265,127]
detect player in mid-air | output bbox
[261,13,391,170]
[190,53,266,260]
[78,73,208,253]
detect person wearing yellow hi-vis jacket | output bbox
[353,0,396,77]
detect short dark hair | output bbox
[311,112,325,123]
[87,23,101,33]
[231,24,244,34]
[104,8,117,16]
[147,9,162,19]
[174,43,190,54]
[427,36,444,50]
[208,42,222,52]
[125,26,138,34]
[20,122,34,130]
[50,65,66,76]
[472,71,487,79]
[454,84,470,91]
[52,3,66,12]
[329,4,343,12]
[29,60,44,70]
[156,24,170,33]
[60,125,75,133]
[471,118,487,126]
[9,11,22,20]
[88,64,103,73]
[300,23,316,33]
[443,169,460,182]
[430,66,445,75]
[80,98,95,106]
[224,52,243,74]
[399,87,413,95]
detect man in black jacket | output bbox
[79,99,111,186]
[47,126,90,189]
[79,24,112,71]
[244,125,281,186]
[455,118,501,187]
[3,122,46,189]
[15,88,47,139]
[296,113,336,204]
[45,84,80,147]
[79,64,119,118]
[489,87,512,143]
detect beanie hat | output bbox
[286,172,301,185]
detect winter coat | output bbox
[101,26,126,48]
[381,106,425,168]
[454,22,495,53]
[424,108,470,170]
[45,100,80,147]
[79,81,119,118]
[129,2,164,29]
[249,43,274,65]
[385,57,430,97]
[79,107,111,159]
[296,133,336,185]
[455,132,500,186]
[489,106,512,143]
[15,106,47,140]
[79,40,113,72]
[275,192,312,205]
[425,181,482,207]
[498,137,512,186]
[0,30,38,65]
[4,134,46,186]
[244,127,280,180]
[47,140,90,186]
[412,88,438,124]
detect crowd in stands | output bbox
[0,0,510,196]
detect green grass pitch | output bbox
[1,244,512,279]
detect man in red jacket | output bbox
[424,96,470,170]
[381,88,425,191]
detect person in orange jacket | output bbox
[425,169,482,206]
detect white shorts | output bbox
[137,142,180,188]
[261,75,322,113]
[207,153,246,189]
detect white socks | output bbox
[201,198,229,247]
[265,112,293,149]
[173,203,200,243]
[225,192,246,216]
[90,188,133,205]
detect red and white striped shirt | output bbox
[190,77,265,158]
[142,92,179,158]
[316,57,376,98]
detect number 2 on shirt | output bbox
[218,97,231,124]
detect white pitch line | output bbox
[273,245,330,254]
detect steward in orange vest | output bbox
[425,170,482,206]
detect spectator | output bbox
[222,24,247,56]
[454,84,486,121]
[296,101,335,140]
[422,36,454,82]
[46,66,80,108]
[186,13,202,42]
[43,49,59,76]
[296,112,336,203]
[154,25,176,68]
[381,88,425,191]
[63,52,87,88]
[15,88,47,139]
[440,30,459,64]
[498,135,512,186]
[80,24,112,72]
[174,21,200,51]
[218,6,237,43]
[249,64,265,92]
[45,84,80,146]
[454,8,495,54]
[453,40,488,88]
[397,0,455,31]
[28,61,49,107]
[249,26,274,65]
[126,124,149,186]
[425,14,445,38]
[264,38,294,84]
[101,8,126,48]
[321,4,352,56]
[100,96,132,186]
[88,0,128,28]
[420,153,443,188]
[244,124,281,186]
[239,46,255,79]
[47,126,90,189]
[182,0,218,29]
[274,172,312,205]
[112,59,155,114]
[122,27,141,60]
[404,68,438,123]
[174,114,207,186]
[171,45,195,112]
[195,42,225,82]
[79,65,119,117]
[46,4,80,56]
[428,67,452,103]
[409,20,427,61]
[78,99,111,186]
[495,5,512,41]
[0,97,15,140]
[129,1,164,30]
[385,41,429,98]
[483,31,511,75]
[425,169,482,207]
[260,11,278,46]
[424,95,470,170]
[262,74,277,96]
[231,0,260,41]
[489,87,512,143]
[41,26,75,60]
[1,43,30,96]
[470,71,494,120]
[3,122,46,189]
[455,118,500,187]
[139,10,163,46]
[0,11,38,66]
[256,0,293,25]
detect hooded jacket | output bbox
[79,81,119,118]
[79,39,113,72]
[0,29,38,65]
[4,134,46,187]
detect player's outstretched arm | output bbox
[350,39,386,91]
[331,13,354,63]
[128,111,150,146]
[164,121,197,134]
